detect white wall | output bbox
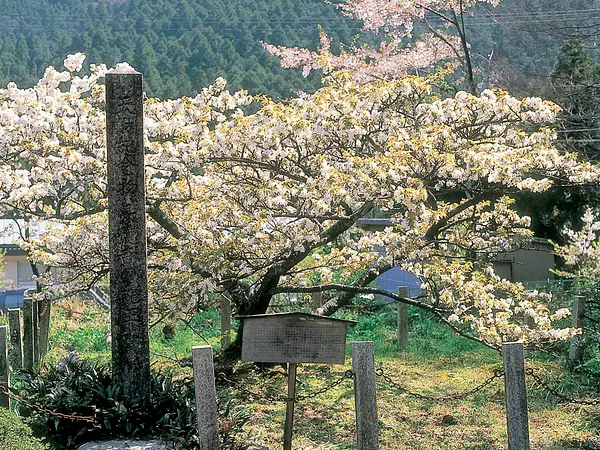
[0,254,36,289]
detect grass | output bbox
[44,298,223,366]
[27,299,600,449]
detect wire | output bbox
[1,6,600,29]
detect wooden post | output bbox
[33,299,40,367]
[522,314,535,359]
[220,294,231,350]
[106,72,151,407]
[352,341,379,450]
[192,346,219,450]
[0,326,10,408]
[397,286,409,349]
[7,309,23,369]
[22,297,35,371]
[569,295,586,365]
[503,341,530,450]
[311,291,323,313]
[283,363,297,450]
[38,299,51,360]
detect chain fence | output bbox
[2,362,598,427]
[375,366,505,401]
[217,369,354,403]
[525,367,600,406]
[0,385,99,423]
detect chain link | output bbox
[217,369,354,403]
[375,366,504,401]
[295,370,354,401]
[525,368,600,406]
[217,373,289,402]
[0,385,99,423]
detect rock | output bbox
[248,446,269,450]
[440,414,458,426]
[77,440,173,450]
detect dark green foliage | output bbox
[0,407,47,450]
[0,0,360,99]
[15,353,249,450]
[4,0,600,100]
[513,39,600,242]
[552,39,600,164]
[468,0,600,93]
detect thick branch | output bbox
[248,201,375,314]
[271,282,437,312]
[424,192,497,242]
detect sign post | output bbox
[238,312,356,450]
[283,362,298,450]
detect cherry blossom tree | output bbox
[553,209,600,372]
[264,0,501,94]
[2,54,598,354]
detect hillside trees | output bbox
[0,0,360,99]
[1,55,597,353]
[2,0,600,103]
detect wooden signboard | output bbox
[239,312,356,364]
[238,312,356,450]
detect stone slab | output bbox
[78,441,172,450]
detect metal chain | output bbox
[217,373,289,402]
[375,366,504,401]
[217,369,354,403]
[0,385,98,423]
[295,370,354,401]
[525,368,600,406]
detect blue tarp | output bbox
[374,267,421,299]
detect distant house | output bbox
[355,218,555,299]
[0,219,50,289]
[492,237,555,283]
[356,218,423,298]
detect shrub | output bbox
[15,353,249,450]
[0,407,47,450]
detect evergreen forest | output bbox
[1,0,600,99]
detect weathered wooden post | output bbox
[7,308,23,369]
[22,297,35,370]
[33,299,40,367]
[397,286,409,349]
[311,291,323,313]
[106,71,151,407]
[192,346,219,450]
[569,295,586,365]
[0,326,10,408]
[220,294,231,349]
[503,341,530,450]
[38,298,51,359]
[522,314,535,359]
[352,341,379,450]
[283,362,298,450]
